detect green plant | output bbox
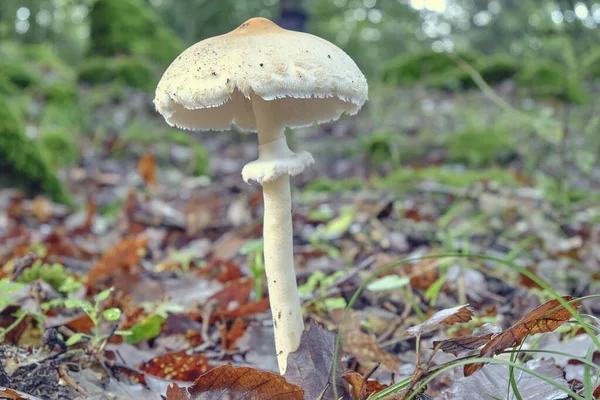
[0,279,46,342]
[0,96,71,204]
[447,123,517,167]
[303,177,365,193]
[77,56,156,91]
[42,287,131,346]
[298,270,346,313]
[39,129,79,168]
[240,239,266,301]
[88,0,184,66]
[17,260,82,295]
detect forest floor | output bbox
[1,85,599,400]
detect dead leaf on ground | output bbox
[166,365,304,400]
[464,296,580,376]
[209,277,253,311]
[285,322,348,400]
[406,304,474,336]
[138,154,157,189]
[445,359,568,400]
[86,237,149,294]
[140,349,211,382]
[213,298,270,320]
[342,310,400,373]
[219,317,246,352]
[343,371,389,400]
[0,387,44,400]
[434,323,502,357]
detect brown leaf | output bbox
[138,153,157,188]
[406,305,474,336]
[225,317,245,352]
[342,372,389,400]
[171,365,304,400]
[140,349,211,382]
[593,384,600,399]
[285,322,348,400]
[214,298,270,320]
[342,311,400,372]
[464,296,580,376]
[86,237,148,294]
[71,198,96,234]
[433,334,494,357]
[209,277,253,311]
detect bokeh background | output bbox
[1,0,600,205]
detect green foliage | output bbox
[0,58,40,89]
[42,82,79,105]
[381,50,480,86]
[42,287,132,346]
[88,0,184,66]
[126,314,165,344]
[516,60,588,104]
[447,124,517,167]
[39,129,79,168]
[17,260,81,295]
[77,56,156,91]
[303,177,365,193]
[0,279,46,342]
[380,166,519,190]
[0,96,71,204]
[240,239,265,301]
[298,270,346,312]
[361,131,403,166]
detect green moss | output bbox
[77,56,156,91]
[39,129,79,168]
[39,102,91,134]
[0,75,18,96]
[190,143,210,177]
[516,60,588,104]
[303,177,365,192]
[381,50,480,86]
[380,166,519,190]
[17,260,81,295]
[361,132,403,166]
[447,125,517,167]
[41,82,79,105]
[0,58,40,89]
[88,0,184,66]
[0,96,71,204]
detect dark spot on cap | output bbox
[211,71,217,76]
[260,63,264,67]
[328,54,331,59]
[226,78,230,83]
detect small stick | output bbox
[58,364,87,397]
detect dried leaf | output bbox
[342,311,400,372]
[140,349,211,382]
[86,237,148,294]
[342,372,389,400]
[168,365,304,400]
[464,296,580,376]
[213,298,270,320]
[285,322,348,400]
[138,154,157,188]
[407,305,474,336]
[446,359,568,400]
[0,387,43,400]
[434,323,502,357]
[209,277,253,311]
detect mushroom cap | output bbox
[154,17,368,131]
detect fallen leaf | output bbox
[0,387,44,400]
[433,323,502,357]
[285,322,348,400]
[213,298,270,320]
[445,359,568,400]
[209,277,253,311]
[343,371,389,400]
[464,296,580,376]
[342,311,400,373]
[138,154,157,189]
[407,304,474,336]
[167,365,304,400]
[140,349,211,382]
[222,317,245,352]
[86,237,149,294]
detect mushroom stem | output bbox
[262,174,304,374]
[249,95,305,374]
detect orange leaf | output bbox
[342,311,400,372]
[213,298,270,320]
[174,365,304,399]
[406,305,474,336]
[209,277,253,311]
[137,153,157,188]
[140,350,211,382]
[464,296,580,376]
[86,237,148,294]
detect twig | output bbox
[58,364,87,397]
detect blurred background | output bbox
[1,0,599,207]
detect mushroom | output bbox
[154,17,367,374]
